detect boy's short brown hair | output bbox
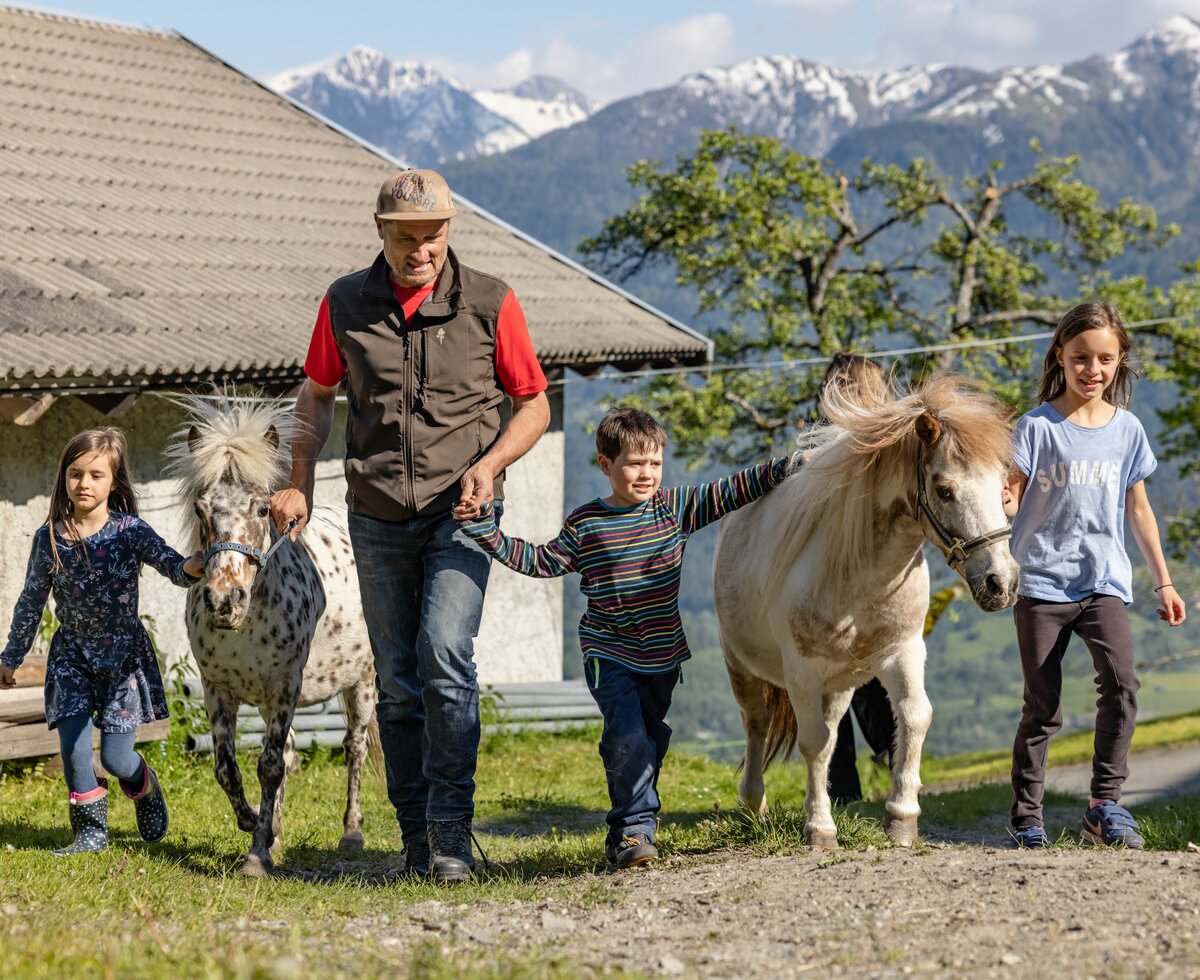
[595,407,667,460]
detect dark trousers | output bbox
[828,679,896,804]
[584,657,678,844]
[1010,594,1138,829]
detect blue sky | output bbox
[19,1,1200,101]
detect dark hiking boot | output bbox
[607,833,658,871]
[55,782,109,855]
[428,818,474,884]
[121,761,169,843]
[402,836,431,878]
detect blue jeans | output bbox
[585,656,679,844]
[348,507,496,850]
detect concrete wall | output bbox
[0,390,564,687]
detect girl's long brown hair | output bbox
[47,428,138,570]
[1036,302,1135,408]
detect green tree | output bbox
[579,129,1194,477]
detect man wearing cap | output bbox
[270,169,550,883]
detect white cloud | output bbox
[427,12,737,104]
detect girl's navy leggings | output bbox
[57,713,144,795]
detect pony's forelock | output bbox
[765,376,1013,591]
[162,391,298,545]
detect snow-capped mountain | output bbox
[912,15,1200,149]
[671,57,983,154]
[434,16,1200,261]
[267,47,596,164]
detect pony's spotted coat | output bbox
[165,392,377,876]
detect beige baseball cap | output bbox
[375,169,458,221]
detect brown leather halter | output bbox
[915,453,1011,571]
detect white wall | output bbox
[0,391,564,687]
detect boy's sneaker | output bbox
[607,833,658,870]
[1082,801,1145,849]
[1010,825,1050,849]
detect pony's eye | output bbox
[935,485,954,502]
[257,505,270,518]
[194,502,204,516]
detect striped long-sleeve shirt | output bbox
[459,454,798,674]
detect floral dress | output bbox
[0,512,195,733]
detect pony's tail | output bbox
[762,682,798,769]
[337,681,386,782]
[364,714,385,781]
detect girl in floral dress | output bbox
[0,428,204,854]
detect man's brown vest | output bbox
[327,246,511,522]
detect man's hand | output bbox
[0,664,16,690]
[453,496,492,522]
[459,461,497,514]
[270,488,311,542]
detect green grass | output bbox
[919,705,1200,786]
[1,721,1198,978]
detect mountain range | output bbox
[268,46,597,164]
[270,15,1200,287]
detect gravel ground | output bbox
[367,837,1200,979]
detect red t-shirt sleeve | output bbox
[303,293,346,387]
[495,290,547,397]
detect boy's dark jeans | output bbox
[1010,593,1138,829]
[585,657,679,844]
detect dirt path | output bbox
[369,839,1200,978]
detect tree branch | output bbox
[723,390,786,432]
[957,308,1064,329]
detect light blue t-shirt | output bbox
[1011,403,1156,603]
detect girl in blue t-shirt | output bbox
[1003,302,1185,850]
[0,428,205,855]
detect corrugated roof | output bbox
[0,6,711,392]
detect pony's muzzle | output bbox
[204,584,249,630]
[972,566,1019,611]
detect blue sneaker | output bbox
[1010,825,1050,849]
[1082,801,1144,849]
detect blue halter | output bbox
[204,519,298,569]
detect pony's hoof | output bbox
[806,828,839,850]
[338,830,364,853]
[268,836,282,855]
[885,813,919,847]
[241,852,273,877]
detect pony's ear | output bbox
[265,425,280,450]
[915,412,942,446]
[187,425,201,452]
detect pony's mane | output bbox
[765,375,1013,591]
[162,391,298,544]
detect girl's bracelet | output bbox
[1154,583,1174,593]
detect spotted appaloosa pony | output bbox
[164,393,377,876]
[714,376,1019,849]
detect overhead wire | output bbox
[547,314,1190,388]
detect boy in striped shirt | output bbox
[454,408,799,870]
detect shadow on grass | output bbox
[0,818,71,851]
